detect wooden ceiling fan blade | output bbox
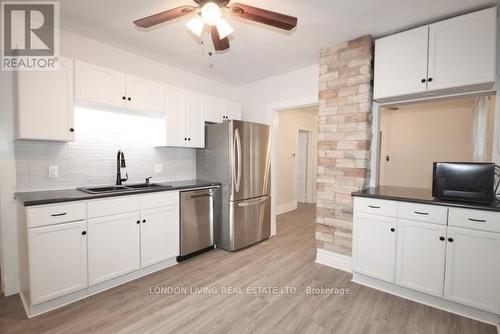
[228,3,297,31]
[211,26,230,51]
[134,6,197,28]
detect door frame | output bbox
[268,97,318,236]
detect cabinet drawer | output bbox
[87,196,140,219]
[27,202,86,228]
[448,208,500,233]
[353,197,397,217]
[141,191,179,210]
[398,202,447,225]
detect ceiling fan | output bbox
[134,0,298,52]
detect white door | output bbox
[373,26,429,100]
[88,213,141,285]
[353,213,397,283]
[165,86,187,147]
[427,8,496,92]
[186,91,205,148]
[74,60,126,108]
[17,56,74,141]
[296,132,308,203]
[225,101,242,121]
[28,221,88,304]
[396,219,447,297]
[444,226,500,313]
[125,75,165,113]
[141,206,180,267]
[204,96,225,123]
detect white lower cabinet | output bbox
[140,205,180,267]
[396,219,447,297]
[444,227,500,314]
[353,213,397,283]
[28,221,88,305]
[88,212,141,285]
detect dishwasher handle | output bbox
[190,193,213,199]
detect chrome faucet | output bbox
[116,150,128,185]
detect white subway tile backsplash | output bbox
[15,107,197,191]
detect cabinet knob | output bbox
[188,138,191,141]
[122,96,126,100]
[390,228,395,232]
[81,231,87,236]
[136,220,140,224]
[448,237,454,243]
[427,78,433,82]
[439,236,445,241]
[142,219,146,223]
[184,138,187,141]
[127,97,131,101]
[421,78,426,83]
[69,128,75,133]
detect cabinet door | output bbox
[88,213,140,285]
[352,213,397,283]
[75,60,126,108]
[444,227,500,313]
[204,96,225,123]
[28,221,87,304]
[17,56,74,141]
[396,219,447,297]
[126,75,165,113]
[225,101,242,121]
[186,91,205,148]
[373,26,429,100]
[141,206,180,267]
[165,86,187,147]
[427,8,496,92]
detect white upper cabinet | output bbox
[374,26,429,100]
[225,101,242,121]
[444,226,500,314]
[374,7,497,103]
[75,60,126,109]
[17,56,75,141]
[126,75,165,113]
[75,60,165,113]
[205,96,226,123]
[164,87,205,148]
[427,7,497,92]
[186,90,206,148]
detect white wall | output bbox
[276,108,318,212]
[238,65,319,124]
[493,16,500,165]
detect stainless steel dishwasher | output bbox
[178,187,219,261]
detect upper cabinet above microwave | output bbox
[74,61,165,114]
[374,7,497,103]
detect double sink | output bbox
[78,183,172,194]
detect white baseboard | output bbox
[352,272,500,328]
[276,201,297,215]
[315,248,352,273]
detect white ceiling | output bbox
[60,0,498,85]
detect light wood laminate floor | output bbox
[0,203,496,333]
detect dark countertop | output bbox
[351,186,500,212]
[15,180,220,207]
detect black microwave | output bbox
[432,162,496,204]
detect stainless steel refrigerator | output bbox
[197,120,271,251]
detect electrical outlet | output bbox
[154,164,164,174]
[48,166,59,179]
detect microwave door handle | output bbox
[235,128,242,192]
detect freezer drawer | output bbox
[180,188,215,258]
[230,195,271,250]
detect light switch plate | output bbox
[154,164,164,174]
[48,166,59,179]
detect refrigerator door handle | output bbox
[237,196,269,207]
[235,128,242,192]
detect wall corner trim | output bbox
[315,248,352,273]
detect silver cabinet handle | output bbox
[468,218,486,223]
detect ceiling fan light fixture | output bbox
[216,18,233,39]
[186,15,205,37]
[201,2,222,26]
